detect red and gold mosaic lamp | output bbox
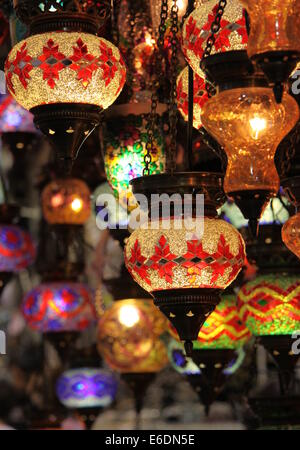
[5,0,126,163]
[176,66,209,130]
[124,173,246,355]
[181,0,248,77]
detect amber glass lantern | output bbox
[201,82,299,234]
[281,176,300,261]
[42,178,91,225]
[240,0,300,102]
[97,299,167,372]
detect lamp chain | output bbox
[143,0,168,176]
[200,0,227,97]
[167,0,179,175]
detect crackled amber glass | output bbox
[241,0,300,58]
[201,88,299,195]
[282,213,300,260]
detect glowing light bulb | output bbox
[176,0,186,14]
[118,305,140,328]
[71,198,83,213]
[249,116,267,139]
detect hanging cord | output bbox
[143,0,168,176]
[200,0,227,97]
[167,0,179,175]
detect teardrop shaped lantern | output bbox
[201,51,299,235]
[5,0,126,164]
[124,173,246,355]
[281,176,300,261]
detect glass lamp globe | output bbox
[176,66,209,130]
[125,217,245,295]
[282,214,300,260]
[123,338,168,374]
[182,0,247,76]
[56,368,118,409]
[22,282,96,332]
[0,224,36,272]
[201,88,299,218]
[5,32,126,111]
[104,114,166,211]
[97,299,167,372]
[42,178,91,225]
[237,274,300,336]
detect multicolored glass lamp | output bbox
[125,173,246,355]
[240,0,300,103]
[237,221,300,394]
[22,282,97,358]
[6,0,126,165]
[168,293,251,414]
[104,112,166,212]
[56,368,117,429]
[0,204,36,294]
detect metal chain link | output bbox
[167,0,179,174]
[144,0,168,176]
[200,0,227,97]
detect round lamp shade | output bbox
[56,368,117,409]
[5,32,126,111]
[0,224,35,272]
[123,338,168,374]
[22,282,96,332]
[182,0,247,76]
[42,178,91,225]
[97,299,167,372]
[125,217,245,293]
[169,294,251,349]
[0,95,35,133]
[104,114,166,211]
[176,66,208,130]
[237,274,300,336]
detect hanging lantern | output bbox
[281,176,300,260]
[168,337,246,415]
[169,293,251,350]
[22,282,96,332]
[201,50,299,235]
[0,224,35,272]
[56,368,117,409]
[237,274,300,392]
[0,95,35,134]
[124,173,245,355]
[5,1,126,163]
[176,66,209,130]
[42,178,91,225]
[104,112,166,212]
[181,0,248,77]
[97,299,167,372]
[240,0,300,103]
